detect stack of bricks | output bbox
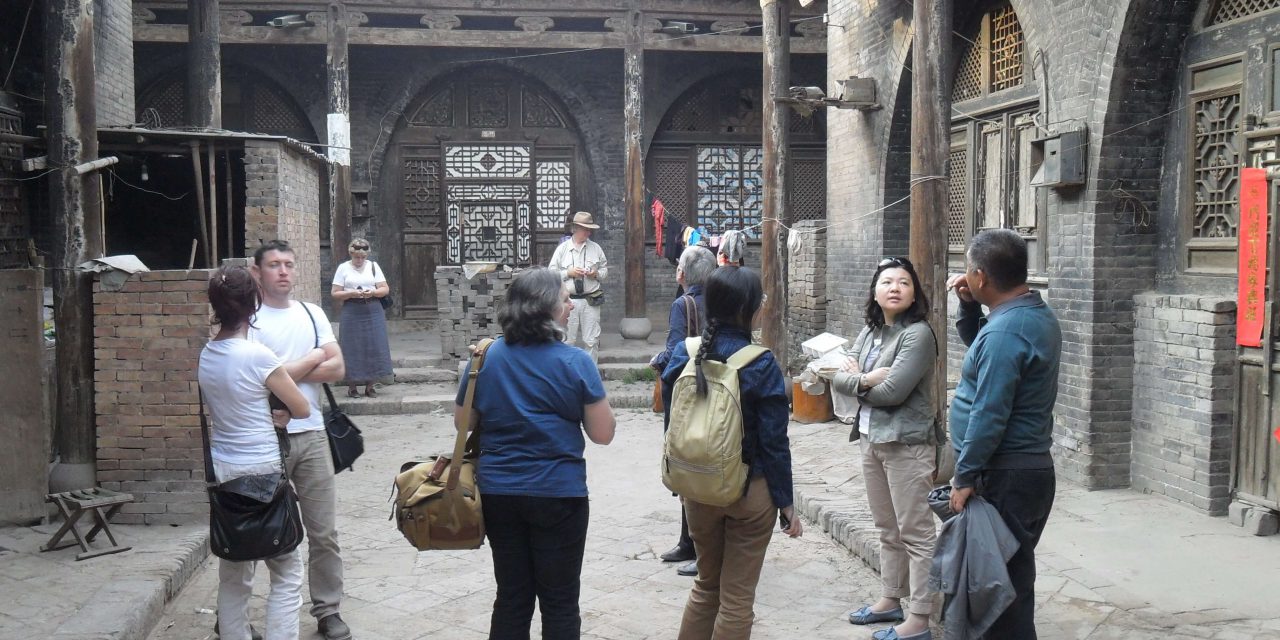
[94,270,212,525]
[1131,294,1236,515]
[435,266,515,362]
[243,139,325,304]
[787,221,828,373]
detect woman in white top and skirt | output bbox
[198,266,313,640]
[331,237,394,398]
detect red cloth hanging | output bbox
[652,198,666,258]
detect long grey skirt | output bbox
[339,299,393,382]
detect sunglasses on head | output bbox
[351,245,370,251]
[878,257,911,268]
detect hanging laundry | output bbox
[663,216,684,265]
[652,198,666,258]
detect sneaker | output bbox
[318,613,353,640]
[213,618,263,640]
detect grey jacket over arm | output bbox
[928,496,1020,640]
[830,319,939,445]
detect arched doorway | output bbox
[136,64,317,141]
[385,66,593,319]
[647,71,826,241]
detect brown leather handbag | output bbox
[393,339,493,550]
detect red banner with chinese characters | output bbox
[1238,168,1268,347]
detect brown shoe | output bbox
[364,387,377,398]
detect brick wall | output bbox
[94,270,211,526]
[243,140,325,304]
[435,267,515,363]
[93,0,134,127]
[787,221,827,372]
[1131,294,1236,515]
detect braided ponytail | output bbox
[694,318,720,396]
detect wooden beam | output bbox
[328,2,353,268]
[910,0,951,432]
[760,0,789,362]
[186,0,222,128]
[623,10,646,321]
[45,0,101,486]
[133,24,826,54]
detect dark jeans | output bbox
[979,467,1056,640]
[483,494,590,640]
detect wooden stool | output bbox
[41,488,135,560]
[792,379,835,424]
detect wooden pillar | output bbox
[910,0,951,428]
[760,0,790,360]
[619,8,650,340]
[186,0,221,129]
[44,0,101,489]
[327,3,353,267]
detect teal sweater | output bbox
[949,291,1061,489]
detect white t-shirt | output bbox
[248,301,337,433]
[198,338,285,465]
[332,260,385,292]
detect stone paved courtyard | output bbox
[146,410,884,640]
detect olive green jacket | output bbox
[831,319,940,445]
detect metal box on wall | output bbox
[1031,127,1087,188]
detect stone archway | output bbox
[382,66,593,319]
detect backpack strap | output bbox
[725,344,769,369]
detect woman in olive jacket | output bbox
[822,256,940,640]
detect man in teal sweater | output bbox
[945,229,1060,639]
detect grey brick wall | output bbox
[93,0,134,127]
[242,140,326,305]
[787,221,827,372]
[1131,294,1236,515]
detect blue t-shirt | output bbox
[455,337,607,497]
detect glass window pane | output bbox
[1192,60,1243,92]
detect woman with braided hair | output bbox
[660,266,800,639]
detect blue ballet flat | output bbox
[848,605,905,625]
[872,627,932,640]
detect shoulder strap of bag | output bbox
[298,301,338,412]
[682,294,700,337]
[450,338,495,490]
[725,344,770,370]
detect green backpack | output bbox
[663,337,770,507]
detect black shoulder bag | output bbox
[200,390,304,561]
[373,262,394,310]
[300,302,366,473]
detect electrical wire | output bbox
[2,0,35,90]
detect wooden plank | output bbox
[760,0,789,358]
[133,23,825,53]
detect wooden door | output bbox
[1233,128,1280,510]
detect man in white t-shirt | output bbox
[249,240,352,640]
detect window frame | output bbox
[1182,53,1246,274]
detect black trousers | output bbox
[483,494,590,640]
[979,468,1056,640]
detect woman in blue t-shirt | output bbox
[661,266,802,639]
[454,267,615,640]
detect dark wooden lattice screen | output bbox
[791,159,826,223]
[653,158,690,226]
[990,5,1025,93]
[953,43,983,102]
[402,158,441,231]
[138,71,315,141]
[1192,93,1242,239]
[1209,0,1280,24]
[947,144,969,249]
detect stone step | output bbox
[393,356,440,368]
[392,367,457,384]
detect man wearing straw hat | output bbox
[549,211,609,363]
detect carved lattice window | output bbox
[467,84,509,128]
[442,145,535,265]
[402,158,440,230]
[1208,0,1280,25]
[409,88,453,126]
[652,157,690,226]
[535,161,571,230]
[696,146,762,238]
[952,2,1026,103]
[137,68,315,141]
[1185,60,1244,271]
